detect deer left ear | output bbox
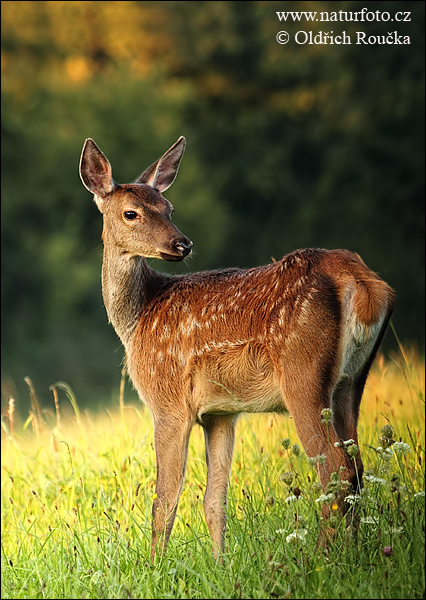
[136,136,186,193]
[80,139,115,211]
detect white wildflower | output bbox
[392,442,411,455]
[286,529,308,543]
[316,493,335,504]
[364,474,387,485]
[414,491,425,499]
[345,494,362,506]
[360,516,379,525]
[285,494,300,504]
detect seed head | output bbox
[292,444,301,457]
[346,443,359,458]
[381,424,394,439]
[279,471,294,486]
[321,408,333,423]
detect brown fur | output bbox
[80,137,395,561]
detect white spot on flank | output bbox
[160,324,170,341]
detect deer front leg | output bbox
[151,416,193,562]
[202,414,236,558]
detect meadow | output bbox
[1,345,424,599]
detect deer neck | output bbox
[101,240,170,350]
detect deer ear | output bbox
[80,139,114,210]
[136,136,186,193]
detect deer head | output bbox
[79,136,193,262]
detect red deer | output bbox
[79,136,394,560]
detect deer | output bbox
[79,135,394,561]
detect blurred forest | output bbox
[1,1,424,416]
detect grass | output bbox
[1,347,424,599]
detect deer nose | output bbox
[174,238,193,257]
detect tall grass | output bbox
[1,348,424,599]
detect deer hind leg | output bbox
[202,413,236,557]
[279,373,351,515]
[151,415,193,562]
[331,375,368,493]
[332,316,392,495]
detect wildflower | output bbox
[382,448,394,460]
[292,444,301,457]
[308,453,326,466]
[281,438,291,450]
[347,443,359,458]
[286,529,308,543]
[383,546,393,557]
[326,472,342,495]
[345,494,361,506]
[334,439,355,449]
[414,491,425,499]
[381,424,394,439]
[285,495,300,504]
[364,474,387,486]
[321,408,333,423]
[316,493,335,504]
[392,441,411,455]
[279,471,294,486]
[361,516,379,525]
[379,424,395,449]
[292,487,301,498]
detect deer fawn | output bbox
[80,136,394,560]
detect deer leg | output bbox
[280,377,352,514]
[202,413,236,557]
[151,416,193,562]
[331,318,392,493]
[331,377,366,493]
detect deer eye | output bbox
[124,211,137,220]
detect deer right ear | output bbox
[136,136,186,193]
[79,139,114,211]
